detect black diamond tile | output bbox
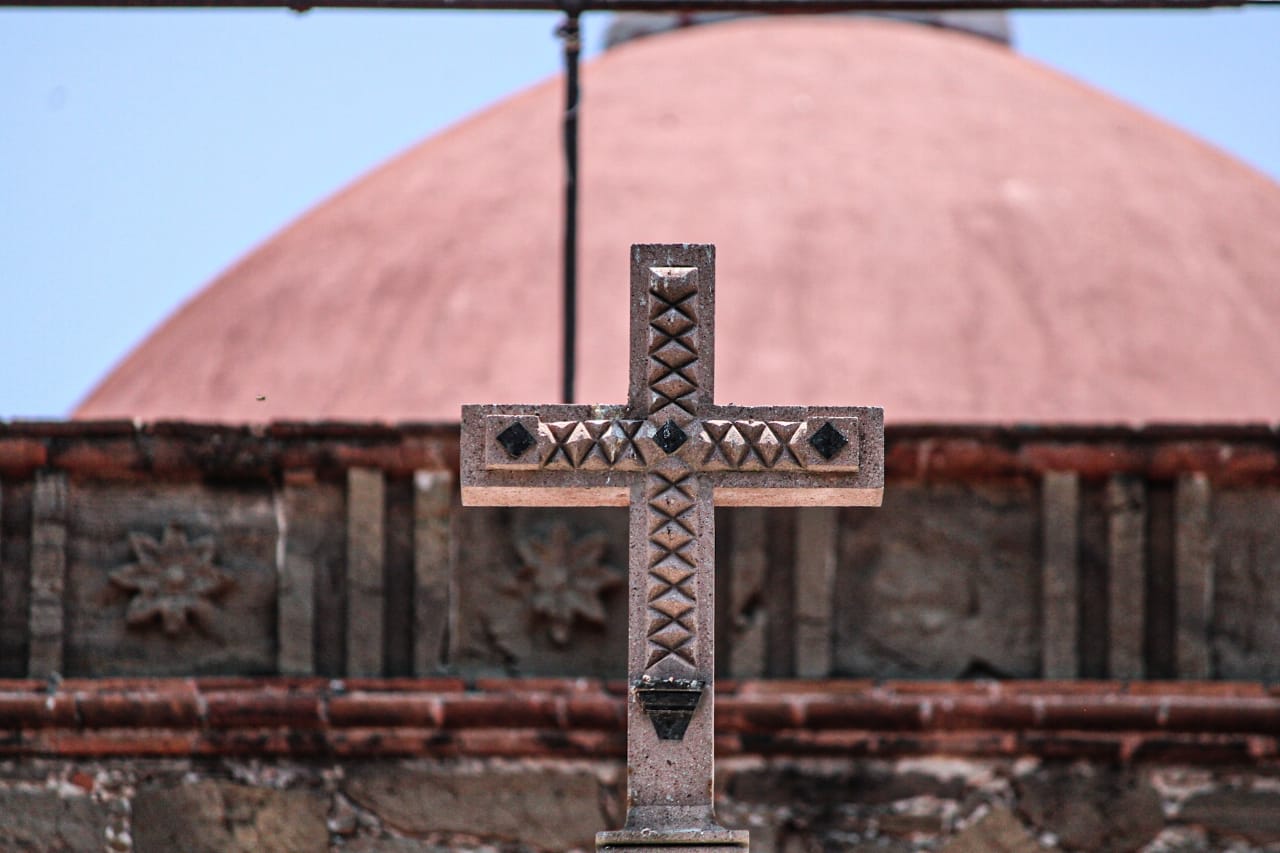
[496,422,535,459]
[654,419,688,454]
[808,421,848,460]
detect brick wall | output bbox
[2,421,1278,681]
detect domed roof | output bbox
[77,18,1280,424]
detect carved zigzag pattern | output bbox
[645,467,697,670]
[700,420,805,470]
[541,420,645,470]
[647,268,699,418]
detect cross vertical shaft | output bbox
[621,247,724,834]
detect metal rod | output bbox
[0,0,1269,9]
[559,10,581,405]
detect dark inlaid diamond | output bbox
[496,422,535,459]
[654,419,688,454]
[809,421,848,460]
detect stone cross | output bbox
[462,244,883,851]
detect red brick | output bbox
[1126,681,1267,698]
[1148,443,1228,479]
[1020,733,1125,761]
[930,697,1038,731]
[0,694,53,728]
[1037,697,1160,730]
[474,677,593,694]
[803,696,925,730]
[1020,444,1145,480]
[46,729,201,757]
[194,676,325,694]
[0,438,47,475]
[1129,736,1256,764]
[451,728,624,758]
[1005,681,1123,697]
[204,692,324,729]
[61,677,188,693]
[341,677,465,693]
[736,679,876,696]
[883,681,998,697]
[563,695,624,730]
[883,440,922,479]
[718,699,801,731]
[69,770,96,791]
[921,440,1023,480]
[1162,699,1280,733]
[328,694,441,728]
[77,691,200,729]
[325,727,445,757]
[50,440,146,478]
[1219,447,1280,485]
[439,695,560,729]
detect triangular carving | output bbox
[635,678,704,741]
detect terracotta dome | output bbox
[77,18,1280,424]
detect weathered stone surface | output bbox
[728,765,967,808]
[835,483,1039,678]
[1107,476,1146,679]
[727,506,767,678]
[1040,471,1079,679]
[347,466,387,677]
[277,478,317,676]
[413,469,453,675]
[64,482,278,676]
[343,841,452,852]
[344,764,607,850]
[0,788,109,851]
[453,507,628,676]
[132,780,329,853]
[1174,473,1213,678]
[29,470,68,678]
[944,807,1042,853]
[794,507,838,678]
[1016,767,1163,852]
[0,477,32,677]
[1212,489,1280,679]
[282,478,346,677]
[1179,789,1280,844]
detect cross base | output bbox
[597,827,749,851]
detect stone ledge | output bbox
[0,679,1278,760]
[0,421,1277,483]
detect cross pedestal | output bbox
[462,244,883,851]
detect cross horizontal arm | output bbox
[1,0,1268,10]
[462,404,635,506]
[461,403,884,507]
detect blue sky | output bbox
[2,7,1277,418]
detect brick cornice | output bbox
[2,420,1277,484]
[1,679,1277,762]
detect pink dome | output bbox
[78,18,1280,424]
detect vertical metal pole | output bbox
[559,10,581,404]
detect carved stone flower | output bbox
[515,521,621,645]
[109,523,233,635]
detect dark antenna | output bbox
[558,9,582,404]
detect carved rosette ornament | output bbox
[109,523,233,635]
[515,521,621,645]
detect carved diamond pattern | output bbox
[645,467,697,670]
[699,420,806,470]
[647,268,699,417]
[532,418,833,472]
[543,420,644,470]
